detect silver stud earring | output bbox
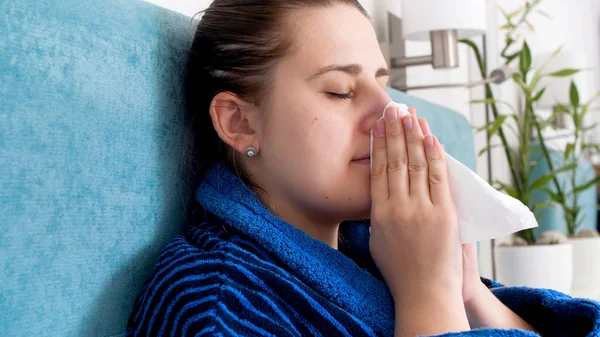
[245,147,257,158]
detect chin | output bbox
[340,194,371,221]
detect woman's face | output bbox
[253,4,391,222]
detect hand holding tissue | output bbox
[371,102,538,243]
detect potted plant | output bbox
[541,81,600,299]
[460,0,586,293]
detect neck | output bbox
[255,189,341,250]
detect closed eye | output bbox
[327,92,354,99]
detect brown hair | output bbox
[183,0,369,219]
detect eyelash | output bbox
[327,92,354,100]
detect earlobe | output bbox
[209,92,259,155]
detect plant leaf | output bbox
[564,143,575,161]
[470,99,497,104]
[459,39,485,73]
[469,98,517,114]
[530,174,555,190]
[512,73,528,93]
[573,176,600,194]
[519,42,532,77]
[539,105,566,129]
[583,90,600,108]
[508,7,525,20]
[499,6,511,21]
[541,187,564,203]
[554,104,571,114]
[538,45,564,74]
[493,180,519,199]
[537,9,552,18]
[533,200,557,212]
[548,68,580,77]
[505,51,521,65]
[488,114,508,138]
[582,123,599,132]
[582,143,600,153]
[570,80,580,108]
[475,120,496,133]
[532,87,546,102]
[509,114,523,134]
[530,162,579,190]
[478,143,504,157]
[525,20,535,32]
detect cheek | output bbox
[306,119,349,161]
[264,107,351,172]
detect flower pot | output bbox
[570,237,600,300]
[494,243,573,294]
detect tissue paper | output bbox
[371,102,538,243]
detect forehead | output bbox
[284,5,384,70]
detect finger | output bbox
[403,113,429,198]
[384,106,409,200]
[418,118,431,136]
[424,135,451,205]
[371,119,389,203]
[407,107,417,117]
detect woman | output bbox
[127,0,600,336]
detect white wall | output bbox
[143,0,211,17]
[361,0,473,120]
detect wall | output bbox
[143,0,211,17]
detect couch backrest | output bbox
[0,0,475,335]
[1,0,194,335]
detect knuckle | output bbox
[371,163,387,179]
[428,152,444,162]
[406,136,422,146]
[387,157,408,172]
[408,162,427,173]
[386,130,404,140]
[374,142,387,150]
[429,172,446,185]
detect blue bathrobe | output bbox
[127,164,600,336]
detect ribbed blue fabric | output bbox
[127,164,600,336]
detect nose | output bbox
[362,87,392,132]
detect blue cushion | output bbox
[385,90,476,171]
[529,148,597,237]
[0,0,475,335]
[0,0,194,336]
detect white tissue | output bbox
[370,102,538,243]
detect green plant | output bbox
[545,81,600,235]
[460,0,600,243]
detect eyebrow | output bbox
[308,64,390,80]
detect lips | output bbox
[352,153,370,161]
[352,154,371,164]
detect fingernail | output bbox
[403,115,413,129]
[396,106,406,118]
[425,135,435,149]
[385,107,398,123]
[376,119,386,137]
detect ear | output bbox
[209,92,259,155]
